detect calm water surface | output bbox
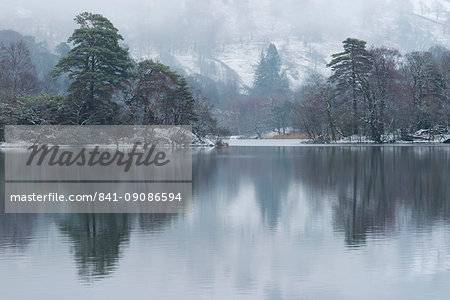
[1,146,450,299]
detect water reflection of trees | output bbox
[192,149,241,202]
[137,214,177,232]
[193,148,292,229]
[1,146,448,277]
[0,214,36,249]
[56,214,132,281]
[0,149,181,281]
[55,213,177,281]
[253,148,291,229]
[293,147,450,248]
[195,147,449,248]
[0,152,36,249]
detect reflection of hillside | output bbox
[56,214,131,281]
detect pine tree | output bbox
[253,51,267,95]
[327,38,372,136]
[265,43,282,91]
[53,12,132,124]
[55,42,70,57]
[173,76,197,125]
[252,43,289,96]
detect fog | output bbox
[1,0,443,56]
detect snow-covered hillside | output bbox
[1,0,449,92]
[127,0,450,91]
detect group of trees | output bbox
[1,12,448,142]
[0,12,221,138]
[224,38,449,141]
[222,43,292,136]
[253,44,292,135]
[293,38,449,142]
[219,37,450,142]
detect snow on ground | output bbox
[225,139,306,147]
[225,136,450,147]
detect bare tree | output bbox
[0,40,39,97]
[293,73,337,142]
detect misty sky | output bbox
[0,0,427,50]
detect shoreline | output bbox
[0,138,449,148]
[223,138,450,147]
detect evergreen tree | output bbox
[253,51,267,95]
[327,38,372,136]
[173,76,197,125]
[252,43,289,96]
[265,43,282,91]
[251,43,291,135]
[53,12,132,124]
[272,100,293,134]
[55,42,70,57]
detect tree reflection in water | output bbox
[0,214,36,249]
[193,146,449,248]
[291,146,450,248]
[0,146,448,282]
[0,152,36,249]
[56,214,132,281]
[55,213,177,282]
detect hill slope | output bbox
[1,0,449,93]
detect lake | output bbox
[1,145,450,299]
